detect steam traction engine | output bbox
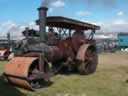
[3,4,100,91]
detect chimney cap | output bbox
[38,6,48,11]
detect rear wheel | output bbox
[78,45,98,75]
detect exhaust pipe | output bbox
[38,3,48,42]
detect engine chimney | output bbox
[38,2,48,42]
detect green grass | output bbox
[1,52,128,96]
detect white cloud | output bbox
[0,21,17,36]
[117,11,124,16]
[95,19,128,32]
[0,21,38,40]
[76,11,92,16]
[27,22,38,29]
[71,17,128,32]
[113,19,128,25]
[50,0,65,8]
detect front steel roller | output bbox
[3,56,50,91]
[76,44,98,75]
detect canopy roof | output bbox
[37,16,100,30]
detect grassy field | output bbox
[1,52,128,96]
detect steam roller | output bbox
[3,0,100,91]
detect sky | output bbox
[0,0,128,37]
